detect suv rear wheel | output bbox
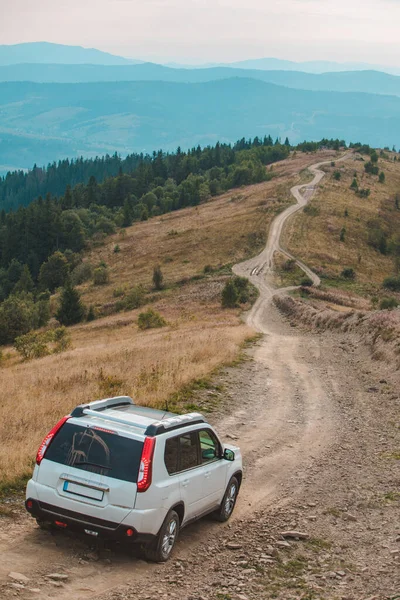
[214,476,239,522]
[144,509,180,562]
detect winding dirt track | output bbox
[0,156,351,599]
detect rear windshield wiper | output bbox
[73,461,112,471]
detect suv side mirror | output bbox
[223,448,235,461]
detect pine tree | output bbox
[153,265,164,290]
[14,264,35,294]
[56,280,85,326]
[221,280,239,308]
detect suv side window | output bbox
[164,436,179,475]
[178,432,199,471]
[199,429,221,464]
[164,431,199,474]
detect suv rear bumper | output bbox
[25,498,156,543]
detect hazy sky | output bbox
[2,0,400,65]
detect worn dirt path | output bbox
[1,154,398,600]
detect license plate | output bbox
[63,481,104,501]
[84,529,99,537]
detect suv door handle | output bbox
[181,479,189,487]
[204,472,211,479]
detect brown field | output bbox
[0,150,338,486]
[284,151,400,294]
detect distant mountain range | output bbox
[1,42,400,172]
[1,43,400,75]
[223,57,400,76]
[2,62,400,97]
[1,78,399,170]
[0,42,142,66]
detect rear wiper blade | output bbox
[74,461,111,470]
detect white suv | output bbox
[25,396,242,562]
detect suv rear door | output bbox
[36,421,143,524]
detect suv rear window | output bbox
[45,423,143,483]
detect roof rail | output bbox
[145,412,207,436]
[71,396,134,418]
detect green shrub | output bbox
[221,276,257,308]
[221,280,239,308]
[124,286,145,310]
[333,170,341,180]
[113,286,125,298]
[14,327,71,360]
[113,244,121,253]
[341,267,356,280]
[282,259,296,272]
[93,266,110,285]
[382,275,400,291]
[138,309,166,330]
[303,204,320,216]
[300,276,313,287]
[87,305,96,322]
[380,297,399,310]
[71,262,93,286]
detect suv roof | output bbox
[70,396,207,437]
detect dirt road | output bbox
[1,157,399,600]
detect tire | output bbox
[144,510,180,563]
[214,476,239,522]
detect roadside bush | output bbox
[303,205,320,216]
[300,277,313,287]
[383,275,400,291]
[221,276,257,308]
[380,297,399,310]
[341,268,356,280]
[333,170,341,181]
[138,309,166,330]
[93,266,110,285]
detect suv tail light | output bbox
[137,436,155,493]
[36,416,70,465]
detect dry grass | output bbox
[0,282,252,483]
[284,152,400,293]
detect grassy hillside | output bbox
[0,150,333,488]
[284,151,400,298]
[2,79,400,168]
